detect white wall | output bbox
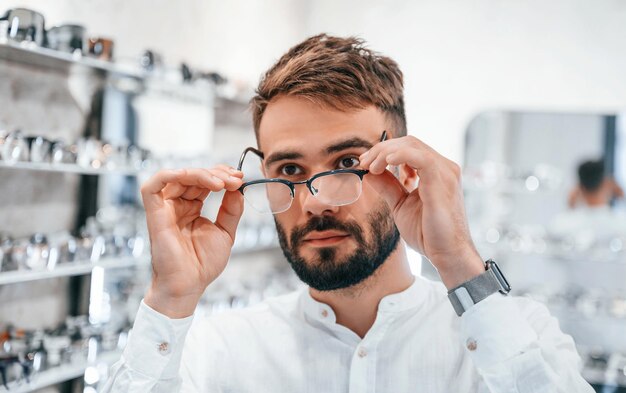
[302,0,626,160]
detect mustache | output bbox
[290,216,365,248]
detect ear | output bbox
[398,163,418,191]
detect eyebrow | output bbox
[264,151,304,168]
[264,137,374,168]
[325,137,374,154]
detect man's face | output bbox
[258,96,401,291]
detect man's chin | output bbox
[298,243,354,265]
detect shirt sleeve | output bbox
[460,293,594,393]
[101,300,194,393]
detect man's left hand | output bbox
[359,135,484,289]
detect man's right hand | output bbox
[140,166,245,318]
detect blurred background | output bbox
[0,1,625,392]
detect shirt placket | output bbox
[348,311,395,393]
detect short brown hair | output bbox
[251,34,406,140]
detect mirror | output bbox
[461,111,626,384]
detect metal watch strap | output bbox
[447,266,506,317]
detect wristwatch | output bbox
[447,259,511,316]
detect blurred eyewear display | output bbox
[0,206,148,273]
[88,37,114,61]
[46,24,87,55]
[0,8,45,46]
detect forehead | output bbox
[257,96,387,156]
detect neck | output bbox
[308,242,415,338]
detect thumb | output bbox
[365,169,409,213]
[215,190,245,241]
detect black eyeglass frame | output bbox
[236,130,388,206]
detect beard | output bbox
[275,202,401,291]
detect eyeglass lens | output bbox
[243,182,293,214]
[310,172,363,206]
[242,171,364,214]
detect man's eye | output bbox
[280,165,302,176]
[338,157,360,169]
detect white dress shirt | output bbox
[103,276,593,392]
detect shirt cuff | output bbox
[122,299,195,380]
[460,293,537,369]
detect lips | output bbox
[304,231,349,241]
[303,231,351,246]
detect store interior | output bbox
[0,1,625,392]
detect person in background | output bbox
[567,159,624,209]
[104,34,593,392]
[552,159,626,243]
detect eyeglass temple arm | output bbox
[380,130,388,142]
[237,147,265,171]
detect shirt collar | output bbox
[299,275,430,325]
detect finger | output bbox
[140,169,185,210]
[388,149,461,188]
[188,167,243,190]
[359,143,385,168]
[364,169,409,213]
[364,143,408,174]
[359,138,406,167]
[176,168,228,191]
[368,150,394,175]
[162,182,187,200]
[161,168,243,200]
[180,186,208,201]
[385,149,436,173]
[360,140,408,174]
[214,190,244,241]
[366,143,440,177]
[215,164,244,178]
[360,136,438,168]
[209,168,245,191]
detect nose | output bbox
[298,183,340,216]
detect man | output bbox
[552,159,626,242]
[105,35,593,392]
[567,159,624,209]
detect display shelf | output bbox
[0,40,144,79]
[0,256,151,285]
[582,367,626,388]
[0,161,145,176]
[0,245,281,286]
[0,350,122,393]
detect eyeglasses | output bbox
[236,131,388,214]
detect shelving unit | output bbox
[0,34,278,393]
[0,350,122,393]
[0,245,281,286]
[582,365,626,388]
[0,256,151,285]
[0,40,144,79]
[0,161,145,176]
[0,40,146,390]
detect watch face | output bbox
[487,260,511,293]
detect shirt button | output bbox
[157,342,171,355]
[466,338,477,351]
[320,309,328,318]
[358,347,368,358]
